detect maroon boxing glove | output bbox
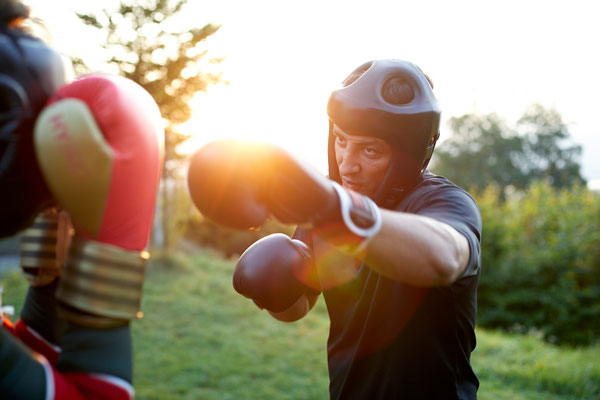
[188,139,382,253]
[233,233,320,313]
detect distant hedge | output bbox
[475,181,600,346]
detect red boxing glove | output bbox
[34,74,164,327]
[35,73,164,326]
[36,74,163,250]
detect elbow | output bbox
[433,258,462,286]
[431,227,470,286]
[430,243,468,286]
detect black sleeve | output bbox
[414,187,482,279]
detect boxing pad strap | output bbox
[20,209,72,287]
[20,211,60,284]
[56,235,148,328]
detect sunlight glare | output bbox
[181,65,331,174]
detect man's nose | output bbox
[338,147,360,175]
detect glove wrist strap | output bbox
[20,209,71,287]
[331,181,382,239]
[56,235,148,328]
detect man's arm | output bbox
[186,140,478,299]
[365,209,470,287]
[277,212,469,300]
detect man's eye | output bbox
[335,136,346,146]
[364,148,379,156]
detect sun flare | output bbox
[181,73,331,174]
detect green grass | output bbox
[473,329,600,400]
[1,249,599,399]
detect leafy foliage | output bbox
[433,113,527,191]
[517,104,585,187]
[475,181,600,346]
[432,104,585,193]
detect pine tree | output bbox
[75,0,223,250]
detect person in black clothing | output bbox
[187,59,482,399]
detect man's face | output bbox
[333,124,392,199]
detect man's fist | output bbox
[187,140,338,229]
[187,139,382,252]
[234,233,320,313]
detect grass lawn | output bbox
[1,248,599,399]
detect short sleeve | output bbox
[413,187,482,279]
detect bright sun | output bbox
[181,68,332,175]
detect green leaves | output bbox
[432,104,585,193]
[475,181,600,346]
[74,0,223,141]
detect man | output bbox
[1,1,164,398]
[188,59,482,399]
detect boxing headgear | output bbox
[327,59,440,208]
[0,9,72,238]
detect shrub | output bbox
[475,181,600,346]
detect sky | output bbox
[25,0,600,187]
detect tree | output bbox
[431,113,527,192]
[431,104,585,193]
[517,103,585,188]
[74,0,223,251]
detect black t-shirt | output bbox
[294,172,482,399]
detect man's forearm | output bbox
[364,209,470,287]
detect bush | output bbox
[475,181,600,346]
